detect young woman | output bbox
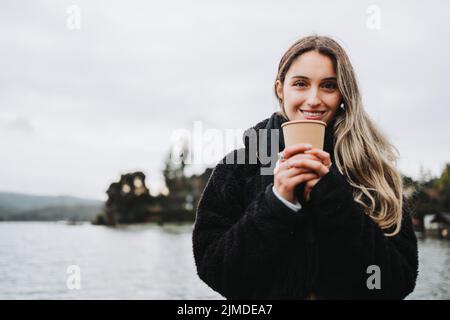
[192,35,418,299]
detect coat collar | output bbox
[243,112,335,163]
[242,112,336,188]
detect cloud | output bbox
[0,0,449,199]
[0,116,35,134]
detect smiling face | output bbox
[276,50,342,125]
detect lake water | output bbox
[0,222,448,300]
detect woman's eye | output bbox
[294,81,307,87]
[322,82,337,90]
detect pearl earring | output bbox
[340,102,345,110]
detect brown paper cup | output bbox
[281,120,326,150]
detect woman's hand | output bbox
[302,148,332,201]
[274,143,321,204]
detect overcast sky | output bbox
[1,0,449,200]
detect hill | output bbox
[0,191,103,221]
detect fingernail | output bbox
[305,144,312,148]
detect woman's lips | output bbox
[300,110,325,120]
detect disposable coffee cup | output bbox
[281,120,326,150]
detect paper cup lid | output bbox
[281,120,326,128]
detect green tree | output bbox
[436,163,450,212]
[162,139,190,195]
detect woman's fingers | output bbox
[304,148,332,167]
[275,158,313,176]
[277,166,314,179]
[275,147,326,200]
[288,173,319,188]
[281,143,313,160]
[288,153,321,163]
[278,160,315,174]
[304,177,320,202]
[305,178,319,189]
[278,154,319,171]
[289,158,330,176]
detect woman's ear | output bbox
[275,80,284,100]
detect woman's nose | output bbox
[305,88,321,106]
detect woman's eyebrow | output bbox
[291,75,337,81]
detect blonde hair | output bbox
[274,35,403,236]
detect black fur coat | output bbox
[192,112,418,299]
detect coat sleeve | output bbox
[308,165,419,299]
[192,151,306,299]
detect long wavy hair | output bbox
[274,35,403,236]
